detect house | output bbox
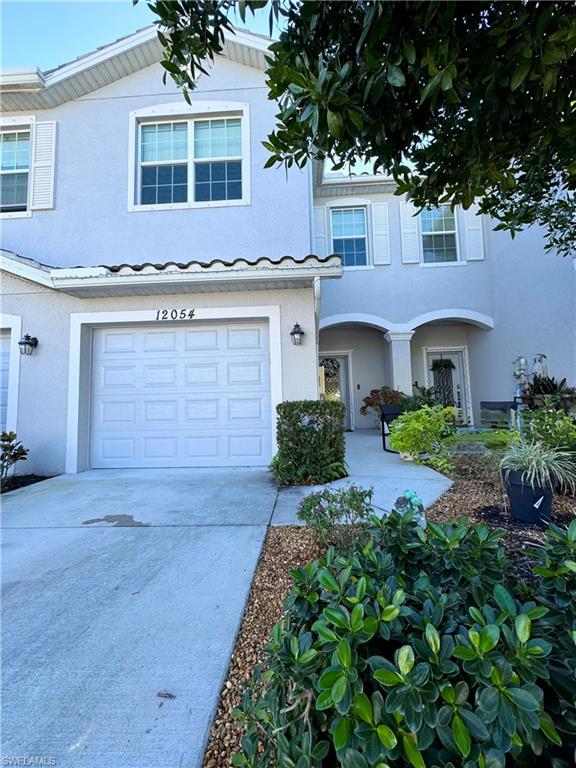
[1,26,574,476]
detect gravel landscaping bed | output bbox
[202,455,576,767]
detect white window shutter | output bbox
[400,201,422,263]
[312,206,328,258]
[31,121,56,210]
[463,203,485,260]
[371,202,391,265]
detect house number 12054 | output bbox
[155,309,196,320]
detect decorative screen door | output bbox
[426,350,470,425]
[319,355,352,429]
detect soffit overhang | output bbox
[0,26,271,111]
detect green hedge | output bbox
[270,400,347,485]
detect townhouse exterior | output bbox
[1,26,574,476]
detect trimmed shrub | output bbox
[270,400,347,486]
[232,507,576,768]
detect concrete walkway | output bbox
[271,430,452,524]
[1,433,450,767]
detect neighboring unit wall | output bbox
[1,57,311,267]
[1,272,318,475]
[316,184,576,422]
[317,191,494,325]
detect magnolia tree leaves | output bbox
[138,0,576,256]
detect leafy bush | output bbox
[424,455,456,475]
[525,406,576,452]
[271,400,347,485]
[0,431,29,485]
[232,507,576,768]
[389,406,455,459]
[297,485,374,547]
[527,376,570,397]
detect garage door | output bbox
[90,322,272,468]
[0,330,10,431]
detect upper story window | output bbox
[421,205,459,263]
[0,130,30,213]
[324,157,390,183]
[137,116,243,207]
[331,207,368,267]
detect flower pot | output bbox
[502,470,553,525]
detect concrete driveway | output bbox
[1,468,277,768]
[1,434,451,767]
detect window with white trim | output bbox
[138,116,242,206]
[331,207,368,267]
[0,130,30,213]
[421,205,459,263]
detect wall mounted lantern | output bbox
[290,323,305,346]
[18,334,38,356]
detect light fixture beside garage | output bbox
[18,334,38,356]
[290,323,305,346]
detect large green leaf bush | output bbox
[232,509,576,768]
[271,400,347,485]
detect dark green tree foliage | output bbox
[140,1,576,255]
[231,513,576,768]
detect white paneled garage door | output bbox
[0,330,10,431]
[90,322,271,468]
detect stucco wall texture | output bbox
[1,273,318,475]
[1,57,311,268]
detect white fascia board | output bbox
[51,263,343,292]
[0,68,44,90]
[0,255,53,288]
[43,27,158,86]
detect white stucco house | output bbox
[1,26,575,476]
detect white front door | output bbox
[90,322,271,468]
[0,330,10,432]
[426,349,471,425]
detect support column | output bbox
[384,331,415,394]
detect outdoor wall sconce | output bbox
[290,323,305,346]
[18,334,38,356]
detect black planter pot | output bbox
[502,470,553,525]
[380,406,402,452]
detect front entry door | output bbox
[426,350,470,425]
[319,355,352,429]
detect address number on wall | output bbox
[155,309,196,320]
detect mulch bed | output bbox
[0,474,51,494]
[202,455,576,767]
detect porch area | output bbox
[271,430,452,524]
[318,310,495,429]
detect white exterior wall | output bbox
[1,273,318,475]
[1,57,311,267]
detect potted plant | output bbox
[500,441,576,524]
[360,386,405,420]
